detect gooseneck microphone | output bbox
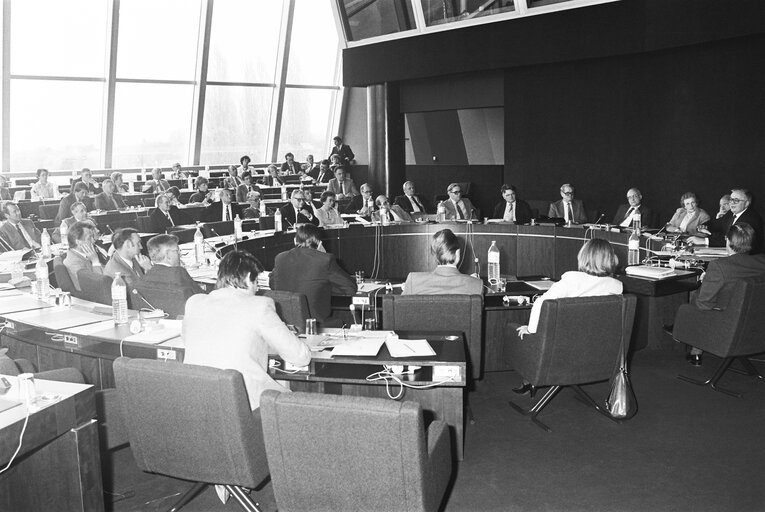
[131,288,158,311]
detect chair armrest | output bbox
[14,358,36,374]
[506,331,546,383]
[96,388,130,451]
[673,304,738,356]
[424,420,452,512]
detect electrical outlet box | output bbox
[432,366,460,380]
[157,349,177,360]
[284,361,309,372]
[352,295,370,306]
[63,334,78,345]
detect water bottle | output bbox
[35,258,50,301]
[274,208,283,231]
[111,273,128,325]
[381,209,390,226]
[437,201,446,222]
[259,200,267,217]
[234,214,243,240]
[59,221,69,253]
[628,219,640,266]
[40,229,51,258]
[281,184,288,201]
[488,241,500,284]
[366,198,374,214]
[194,222,205,265]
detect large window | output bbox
[2,0,343,171]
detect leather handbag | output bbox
[605,298,638,419]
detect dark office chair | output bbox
[382,294,484,381]
[260,390,452,512]
[78,270,113,306]
[113,357,269,512]
[38,204,60,220]
[507,294,637,432]
[261,290,310,333]
[52,255,79,296]
[129,282,197,319]
[673,276,765,397]
[202,220,235,237]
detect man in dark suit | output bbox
[309,160,333,184]
[612,188,653,228]
[279,189,319,228]
[56,182,90,222]
[0,202,41,251]
[202,189,243,223]
[139,234,203,295]
[328,136,355,166]
[93,179,127,210]
[491,184,533,224]
[442,183,479,220]
[680,223,765,366]
[270,223,357,324]
[71,168,100,195]
[394,181,432,214]
[280,153,301,175]
[63,221,102,291]
[149,195,182,233]
[548,183,588,224]
[403,229,483,295]
[694,188,763,254]
[344,183,376,215]
[104,228,152,287]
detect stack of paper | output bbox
[385,339,436,358]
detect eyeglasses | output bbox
[562,190,574,196]
[729,198,746,204]
[449,189,462,194]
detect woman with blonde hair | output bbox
[512,238,623,395]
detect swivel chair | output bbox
[507,294,637,432]
[262,290,310,333]
[78,269,113,306]
[113,357,269,512]
[673,276,765,397]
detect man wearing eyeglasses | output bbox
[548,183,588,224]
[279,189,319,228]
[443,183,479,221]
[612,188,653,228]
[693,188,763,253]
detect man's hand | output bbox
[135,254,152,272]
[516,325,530,339]
[80,243,100,264]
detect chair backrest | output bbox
[130,282,196,318]
[519,294,636,386]
[382,294,484,380]
[263,290,311,333]
[202,220,234,237]
[723,276,765,355]
[38,204,60,220]
[52,256,77,294]
[78,270,113,305]
[141,198,155,207]
[112,357,269,488]
[260,390,444,512]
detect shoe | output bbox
[663,324,674,336]
[215,485,230,504]
[686,354,702,367]
[512,383,536,398]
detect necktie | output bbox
[505,203,514,222]
[410,196,422,213]
[16,224,30,249]
[456,201,465,220]
[225,205,231,221]
[166,212,174,227]
[567,203,574,223]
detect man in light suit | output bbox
[612,188,653,228]
[71,168,100,195]
[56,182,90,223]
[403,229,483,295]
[442,183,479,221]
[270,223,357,325]
[150,195,182,233]
[235,173,259,203]
[678,223,765,366]
[63,221,102,291]
[104,228,152,287]
[326,166,359,199]
[491,184,533,224]
[371,195,413,223]
[223,165,243,189]
[548,183,588,224]
[138,234,203,295]
[0,202,41,251]
[394,181,432,214]
[279,189,319,228]
[694,188,764,254]
[141,168,171,194]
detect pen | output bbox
[402,343,415,353]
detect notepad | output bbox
[385,339,436,358]
[331,339,384,357]
[526,280,555,291]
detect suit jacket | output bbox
[93,192,126,211]
[706,208,764,253]
[403,266,483,295]
[56,194,78,223]
[612,204,653,228]
[141,179,171,194]
[667,207,710,235]
[236,184,260,203]
[63,248,102,291]
[270,246,357,321]
[329,144,355,164]
[327,178,359,198]
[548,199,588,224]
[261,175,285,187]
[223,176,243,189]
[0,187,11,201]
[243,205,274,219]
[104,252,145,287]
[491,200,533,224]
[371,205,413,223]
[394,194,432,214]
[188,191,213,204]
[695,252,765,310]
[315,206,344,227]
[202,201,244,223]
[0,219,42,251]
[139,264,203,295]
[149,207,182,233]
[280,161,301,175]
[279,204,319,228]
[72,178,100,195]
[443,198,479,220]
[344,195,375,215]
[310,168,332,184]
[183,289,311,410]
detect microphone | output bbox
[349,304,359,325]
[131,288,158,311]
[210,226,237,251]
[593,213,605,226]
[105,224,114,235]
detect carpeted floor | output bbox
[106,347,765,512]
